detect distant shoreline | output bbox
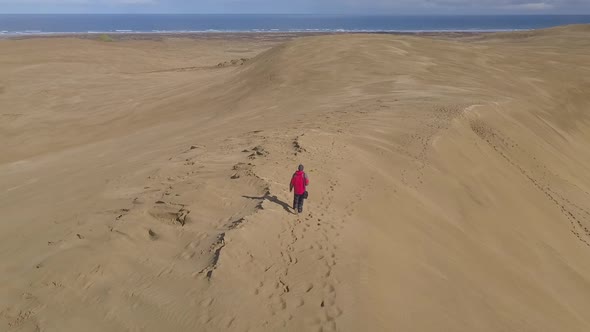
[3,14,589,39]
[0,30,499,41]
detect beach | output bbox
[2,26,590,331]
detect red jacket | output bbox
[290,171,309,195]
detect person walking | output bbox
[290,164,309,214]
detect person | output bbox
[290,164,309,214]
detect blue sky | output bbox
[1,0,589,14]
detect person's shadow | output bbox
[242,193,293,214]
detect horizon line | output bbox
[1,13,590,16]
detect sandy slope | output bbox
[2,27,590,331]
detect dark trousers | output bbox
[293,194,305,213]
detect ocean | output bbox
[1,14,590,36]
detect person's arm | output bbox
[304,173,309,187]
[290,174,294,192]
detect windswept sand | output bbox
[2,27,590,331]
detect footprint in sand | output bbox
[293,298,305,308]
[199,297,214,308]
[180,251,195,260]
[148,202,191,226]
[223,316,236,328]
[327,306,343,319]
[115,208,130,221]
[148,229,158,240]
[187,240,200,249]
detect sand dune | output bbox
[2,26,590,331]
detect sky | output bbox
[1,0,589,14]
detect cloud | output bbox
[0,0,588,13]
[117,0,155,3]
[362,0,578,10]
[294,0,589,13]
[502,2,555,10]
[0,0,155,3]
[0,0,89,3]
